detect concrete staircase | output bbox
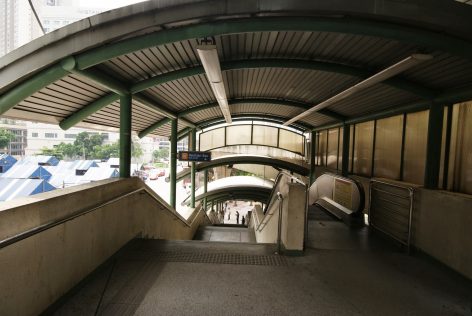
[193,225,257,243]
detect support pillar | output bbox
[424,103,444,189]
[119,94,132,178]
[204,169,208,210]
[190,128,196,208]
[309,131,316,185]
[342,123,350,177]
[170,119,177,208]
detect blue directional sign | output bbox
[178,151,212,162]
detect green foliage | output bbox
[74,132,105,159]
[0,128,14,149]
[152,148,169,161]
[36,132,145,162]
[92,142,119,160]
[131,140,143,158]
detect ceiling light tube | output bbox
[197,45,232,124]
[284,53,433,126]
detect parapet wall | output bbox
[0,178,209,316]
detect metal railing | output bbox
[0,186,198,250]
[369,179,414,252]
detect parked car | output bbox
[148,169,160,180]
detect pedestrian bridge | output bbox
[1,0,472,315]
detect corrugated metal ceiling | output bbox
[9,26,472,137]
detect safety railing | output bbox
[369,179,414,252]
[0,186,198,250]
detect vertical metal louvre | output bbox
[368,179,414,252]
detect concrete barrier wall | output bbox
[250,175,306,252]
[0,178,209,316]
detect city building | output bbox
[0,119,27,157]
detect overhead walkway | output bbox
[183,175,274,206]
[176,154,310,181]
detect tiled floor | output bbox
[49,207,472,316]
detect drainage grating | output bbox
[150,251,288,266]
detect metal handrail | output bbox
[0,186,198,250]
[368,179,414,253]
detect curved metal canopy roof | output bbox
[2,0,472,137]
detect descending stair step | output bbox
[194,225,257,243]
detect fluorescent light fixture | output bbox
[197,45,232,124]
[284,53,433,126]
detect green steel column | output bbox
[119,94,132,178]
[170,119,178,208]
[424,103,444,189]
[204,169,208,210]
[190,128,197,208]
[309,131,316,185]
[342,123,351,177]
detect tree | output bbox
[152,148,169,161]
[74,132,105,159]
[0,128,14,150]
[92,143,119,160]
[132,140,143,159]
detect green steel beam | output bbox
[178,98,346,121]
[138,117,170,138]
[0,63,68,116]
[203,169,208,210]
[132,59,435,100]
[169,119,178,208]
[176,155,309,181]
[190,128,196,208]
[119,94,132,178]
[133,94,177,119]
[177,127,191,141]
[3,16,468,118]
[69,68,129,96]
[60,93,120,130]
[60,56,129,96]
[75,17,472,71]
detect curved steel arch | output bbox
[176,155,309,181]
[132,59,435,99]
[2,15,465,118]
[75,17,472,70]
[68,55,433,133]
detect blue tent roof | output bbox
[0,154,17,173]
[16,155,59,166]
[0,178,55,201]
[0,164,52,181]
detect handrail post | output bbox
[276,192,284,255]
[169,118,177,208]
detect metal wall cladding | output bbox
[403,110,429,185]
[449,101,472,194]
[353,120,374,177]
[151,120,187,138]
[374,115,403,180]
[327,128,339,170]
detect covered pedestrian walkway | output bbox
[1,1,472,315]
